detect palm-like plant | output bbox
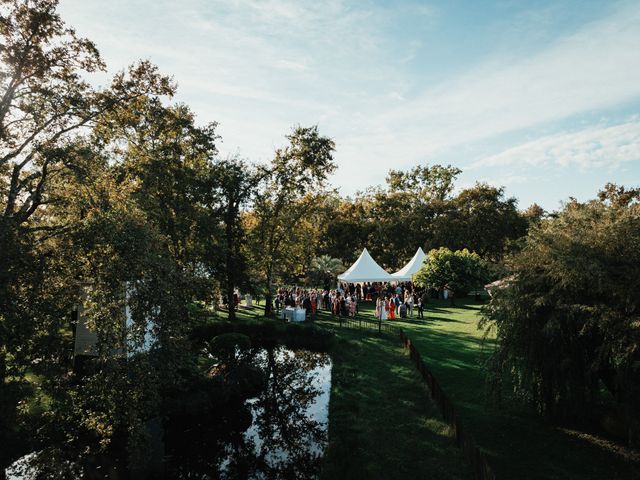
[307,255,344,289]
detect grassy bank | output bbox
[320,326,470,480]
[209,298,639,478]
[381,298,639,480]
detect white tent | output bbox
[337,248,395,283]
[391,247,427,281]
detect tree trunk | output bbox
[226,274,236,322]
[0,218,17,386]
[263,270,274,317]
[224,206,237,321]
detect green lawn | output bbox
[212,297,639,479]
[352,297,637,480]
[319,326,471,480]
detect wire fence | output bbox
[315,311,401,335]
[399,329,496,480]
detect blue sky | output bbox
[59,0,640,211]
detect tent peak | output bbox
[337,248,394,283]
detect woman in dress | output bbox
[375,296,381,319]
[380,296,388,321]
[388,296,395,320]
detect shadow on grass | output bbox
[402,312,638,480]
[322,329,472,480]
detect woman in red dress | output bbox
[388,297,395,320]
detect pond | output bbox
[218,347,332,479]
[7,347,332,480]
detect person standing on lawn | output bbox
[394,293,401,315]
[416,296,424,319]
[406,291,414,317]
[380,296,388,320]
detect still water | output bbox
[218,348,332,479]
[7,347,332,480]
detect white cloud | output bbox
[344,2,640,166]
[58,0,640,199]
[470,121,640,170]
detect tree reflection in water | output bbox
[223,347,331,480]
[166,346,331,480]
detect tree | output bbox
[522,203,546,225]
[386,164,461,200]
[306,255,344,289]
[247,126,335,316]
[435,183,528,260]
[414,247,488,304]
[360,165,462,269]
[0,0,172,381]
[100,99,217,267]
[208,157,262,321]
[480,192,640,445]
[315,193,373,267]
[0,0,172,228]
[597,182,640,208]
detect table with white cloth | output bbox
[293,308,306,322]
[283,307,295,322]
[283,306,306,322]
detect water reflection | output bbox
[168,346,331,480]
[6,347,331,480]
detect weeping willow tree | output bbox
[481,184,640,447]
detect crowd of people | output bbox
[374,287,425,320]
[274,287,358,319]
[273,282,428,321]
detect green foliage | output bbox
[316,168,527,270]
[208,156,262,320]
[191,319,334,353]
[3,0,636,476]
[441,183,528,260]
[386,164,461,200]
[246,125,336,315]
[395,298,636,480]
[306,255,344,289]
[414,247,489,298]
[481,192,640,443]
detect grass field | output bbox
[346,297,638,480]
[319,326,471,480]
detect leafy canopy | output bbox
[414,247,488,297]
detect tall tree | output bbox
[438,183,528,260]
[306,255,345,289]
[0,0,172,383]
[364,164,461,268]
[414,247,488,305]
[386,164,461,200]
[209,157,262,321]
[316,193,374,266]
[97,98,219,292]
[247,126,335,316]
